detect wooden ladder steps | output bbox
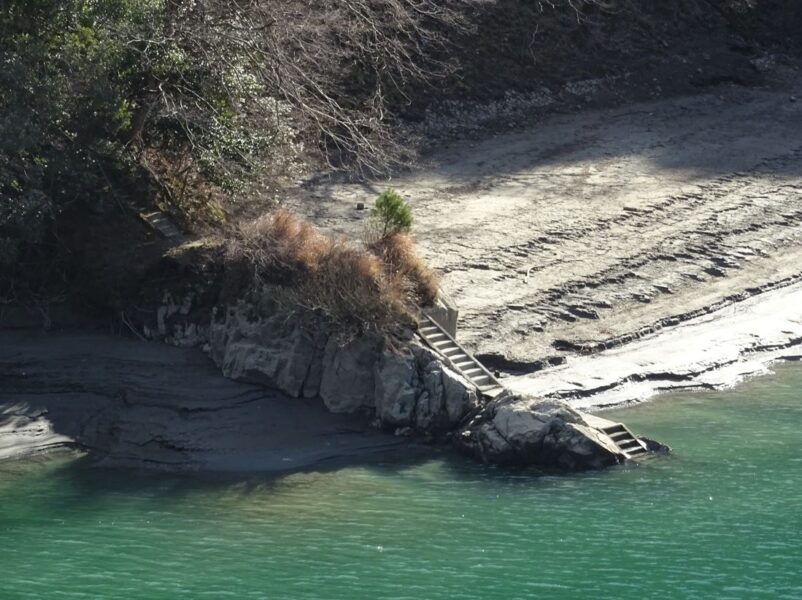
[139,211,185,241]
[416,315,503,398]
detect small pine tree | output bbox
[371,188,412,237]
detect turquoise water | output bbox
[2,365,802,599]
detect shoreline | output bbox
[0,331,415,473]
[504,279,802,411]
[5,72,802,472]
[3,274,800,471]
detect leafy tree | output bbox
[0,0,464,309]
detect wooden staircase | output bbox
[599,422,649,459]
[139,210,185,242]
[417,315,504,398]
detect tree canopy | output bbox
[0,0,464,303]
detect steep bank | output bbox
[153,286,632,470]
[400,1,802,143]
[296,64,802,408]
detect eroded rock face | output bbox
[456,393,625,471]
[156,290,632,471]
[320,335,383,413]
[205,297,479,436]
[374,348,419,426]
[209,304,324,398]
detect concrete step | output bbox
[442,347,465,357]
[585,414,662,461]
[594,420,654,459]
[416,314,503,398]
[481,386,505,398]
[632,449,660,460]
[626,447,648,458]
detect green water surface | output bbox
[2,365,802,599]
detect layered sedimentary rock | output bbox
[1,284,633,471]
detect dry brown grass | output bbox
[228,209,332,282]
[224,209,431,334]
[368,232,440,307]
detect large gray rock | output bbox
[375,348,419,426]
[320,335,383,413]
[372,341,478,435]
[456,392,625,470]
[441,366,479,426]
[414,362,475,432]
[416,361,446,430]
[209,303,325,398]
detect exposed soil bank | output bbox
[0,331,411,471]
[297,65,802,410]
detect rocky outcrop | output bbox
[456,392,625,471]
[0,327,630,473]
[205,298,479,439]
[320,336,383,413]
[141,287,648,470]
[199,294,629,470]
[208,302,327,398]
[374,343,479,434]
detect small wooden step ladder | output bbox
[139,210,185,242]
[417,315,504,398]
[599,422,649,459]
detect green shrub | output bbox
[371,189,413,237]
